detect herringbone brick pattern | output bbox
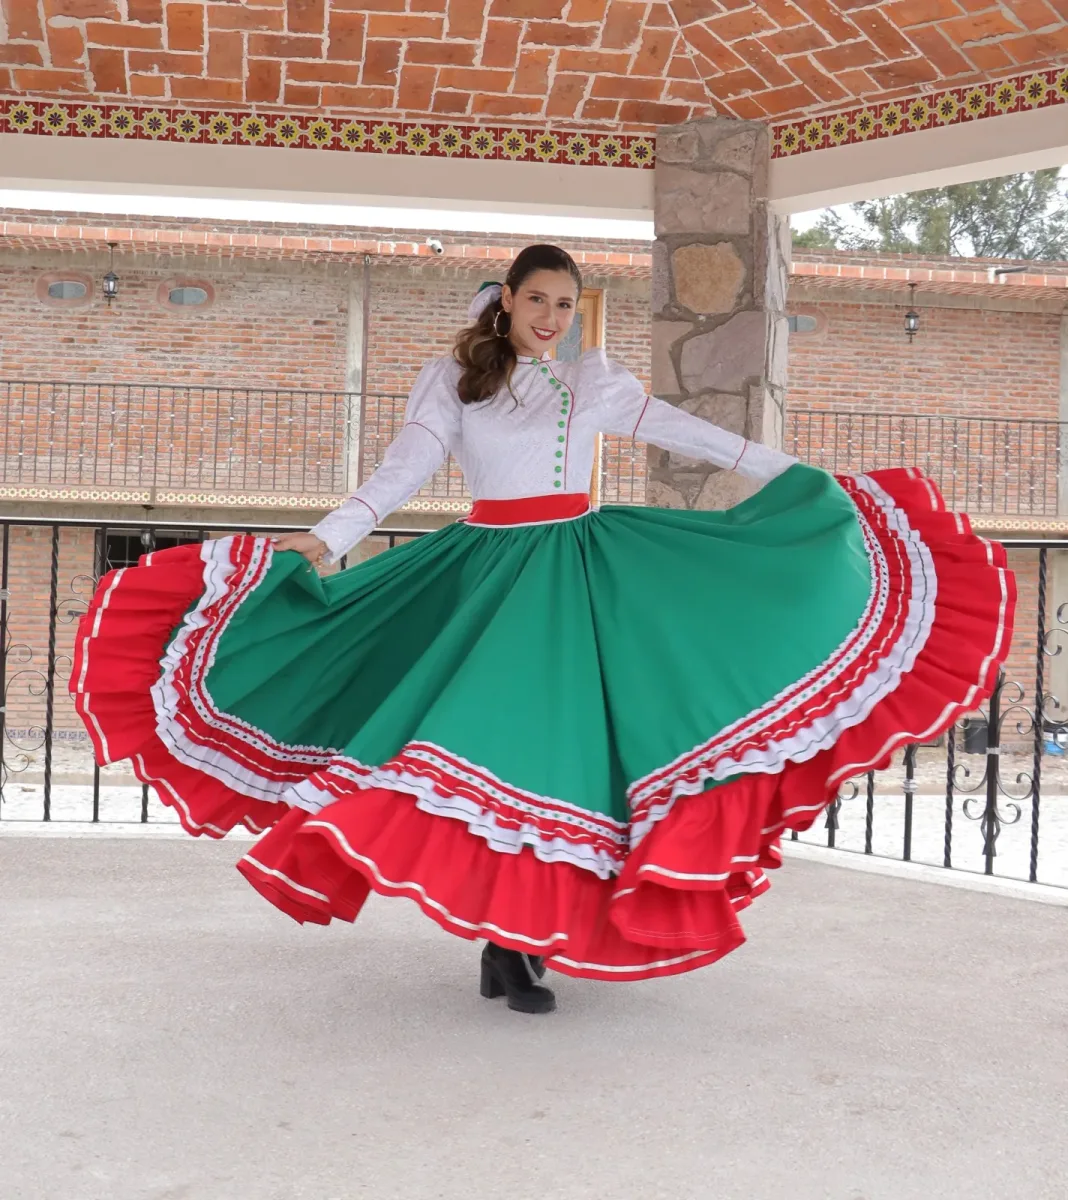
[0,1,1065,127]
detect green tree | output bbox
[793,169,1068,260]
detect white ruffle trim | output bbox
[147,477,990,875]
[293,768,625,880]
[627,474,937,844]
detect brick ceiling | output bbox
[0,0,1066,130]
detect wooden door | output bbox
[555,289,605,501]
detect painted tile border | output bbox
[1,65,1064,168]
[771,65,1068,159]
[0,482,470,513]
[0,99,653,169]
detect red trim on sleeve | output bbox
[404,420,447,455]
[346,495,380,524]
[731,442,747,471]
[631,397,651,438]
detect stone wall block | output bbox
[654,166,751,237]
[679,310,766,394]
[680,391,747,436]
[749,382,784,448]
[748,124,771,197]
[753,206,789,314]
[651,319,690,395]
[672,241,746,316]
[767,315,789,390]
[775,210,792,287]
[697,123,761,176]
[645,478,689,508]
[764,389,785,448]
[770,209,791,313]
[666,450,705,470]
[651,239,671,315]
[651,116,786,511]
[656,124,700,165]
[695,469,758,510]
[647,471,707,508]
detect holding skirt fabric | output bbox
[71,464,1014,981]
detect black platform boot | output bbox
[480,943,556,1014]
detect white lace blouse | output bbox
[311,349,798,563]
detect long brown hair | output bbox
[453,244,583,404]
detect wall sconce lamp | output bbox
[103,242,119,306]
[904,282,919,343]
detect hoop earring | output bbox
[492,309,511,338]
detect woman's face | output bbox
[501,269,579,360]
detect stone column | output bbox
[649,118,790,509]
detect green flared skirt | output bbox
[72,465,1014,981]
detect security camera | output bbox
[426,237,444,256]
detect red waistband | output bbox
[466,494,592,526]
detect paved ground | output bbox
[1,839,1066,1200]
[8,782,1068,889]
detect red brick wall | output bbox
[1005,549,1040,707]
[366,268,468,395]
[786,298,1062,418]
[363,266,473,497]
[2,525,96,739]
[0,258,350,388]
[785,298,1064,518]
[603,283,651,504]
[0,240,655,503]
[0,254,356,494]
[3,241,1063,516]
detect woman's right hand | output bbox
[272,532,330,565]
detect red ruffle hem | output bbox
[71,470,1015,982]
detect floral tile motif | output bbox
[771,66,1068,159]
[2,66,1064,169]
[0,101,654,169]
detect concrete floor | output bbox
[1,839,1066,1200]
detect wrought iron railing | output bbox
[0,378,472,504]
[5,382,1066,519]
[789,536,1067,887]
[786,409,1067,517]
[0,378,371,495]
[1,517,1064,892]
[0,516,426,825]
[0,378,644,509]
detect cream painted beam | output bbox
[768,104,1068,214]
[1,102,1064,222]
[0,131,653,222]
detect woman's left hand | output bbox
[272,532,329,565]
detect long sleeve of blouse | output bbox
[309,349,798,563]
[587,351,797,482]
[309,358,460,564]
